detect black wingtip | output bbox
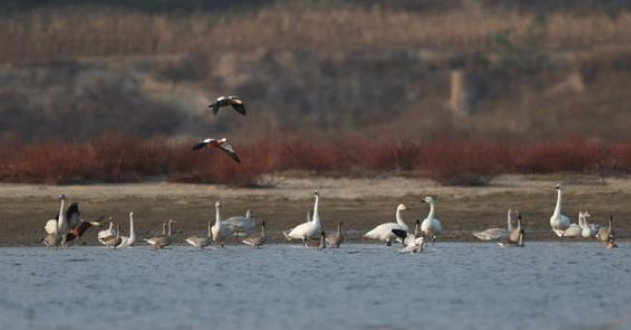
[391,229,407,239]
[232,154,241,163]
[191,142,206,151]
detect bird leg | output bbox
[386,240,392,247]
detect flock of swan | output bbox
[42,183,619,253]
[39,95,620,252]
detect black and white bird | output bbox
[209,95,246,116]
[191,138,241,163]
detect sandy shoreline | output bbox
[0,175,628,246]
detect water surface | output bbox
[1,243,630,330]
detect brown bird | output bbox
[209,95,246,116]
[326,221,344,248]
[242,220,267,248]
[191,137,241,163]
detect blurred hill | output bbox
[1,0,631,142]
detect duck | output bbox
[550,183,571,239]
[116,212,136,248]
[473,209,517,241]
[364,204,410,246]
[102,224,122,249]
[209,95,246,116]
[223,209,257,238]
[64,216,104,244]
[211,202,231,247]
[191,137,241,163]
[392,220,425,253]
[186,220,213,249]
[306,231,326,249]
[596,215,615,242]
[283,189,322,244]
[242,220,266,248]
[144,219,175,249]
[326,221,344,248]
[420,196,442,245]
[606,236,618,249]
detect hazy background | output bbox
[1,0,631,142]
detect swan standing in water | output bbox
[579,211,599,239]
[473,209,517,241]
[550,183,571,239]
[392,220,425,253]
[242,221,266,248]
[116,212,136,248]
[212,202,231,247]
[144,219,175,249]
[44,194,71,247]
[326,221,344,248]
[420,196,442,245]
[102,224,122,249]
[223,209,257,238]
[596,215,615,242]
[364,204,410,246]
[186,220,213,249]
[283,189,322,245]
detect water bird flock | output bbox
[39,95,620,251]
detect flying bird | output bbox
[209,95,246,116]
[191,138,241,163]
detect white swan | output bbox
[392,220,425,253]
[283,189,322,244]
[579,211,598,239]
[44,195,70,247]
[420,196,442,244]
[242,220,266,248]
[212,201,231,247]
[473,209,517,241]
[550,183,571,238]
[364,204,410,246]
[97,220,116,246]
[186,220,213,249]
[116,212,136,248]
[223,209,257,238]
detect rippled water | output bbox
[1,243,630,330]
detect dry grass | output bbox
[2,135,631,186]
[1,6,631,64]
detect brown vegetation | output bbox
[2,135,631,187]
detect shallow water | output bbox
[1,243,630,330]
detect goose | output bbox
[223,209,257,238]
[550,183,571,238]
[211,202,231,247]
[473,209,518,241]
[102,224,122,249]
[606,236,618,249]
[420,196,442,245]
[144,219,175,249]
[364,204,410,246]
[306,231,326,249]
[326,221,344,248]
[283,189,322,244]
[498,229,525,247]
[580,211,598,239]
[97,220,116,246]
[191,137,241,163]
[209,95,246,116]
[596,215,615,242]
[509,214,523,242]
[392,220,425,253]
[116,212,136,248]
[242,220,266,248]
[186,220,213,249]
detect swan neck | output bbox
[261,224,266,237]
[337,222,341,234]
[553,189,562,217]
[507,212,514,231]
[396,208,406,226]
[427,201,435,220]
[312,195,320,225]
[214,204,221,229]
[207,221,212,237]
[167,221,173,236]
[58,199,67,229]
[129,215,135,238]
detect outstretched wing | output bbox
[191,141,208,151]
[229,100,246,115]
[218,142,241,163]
